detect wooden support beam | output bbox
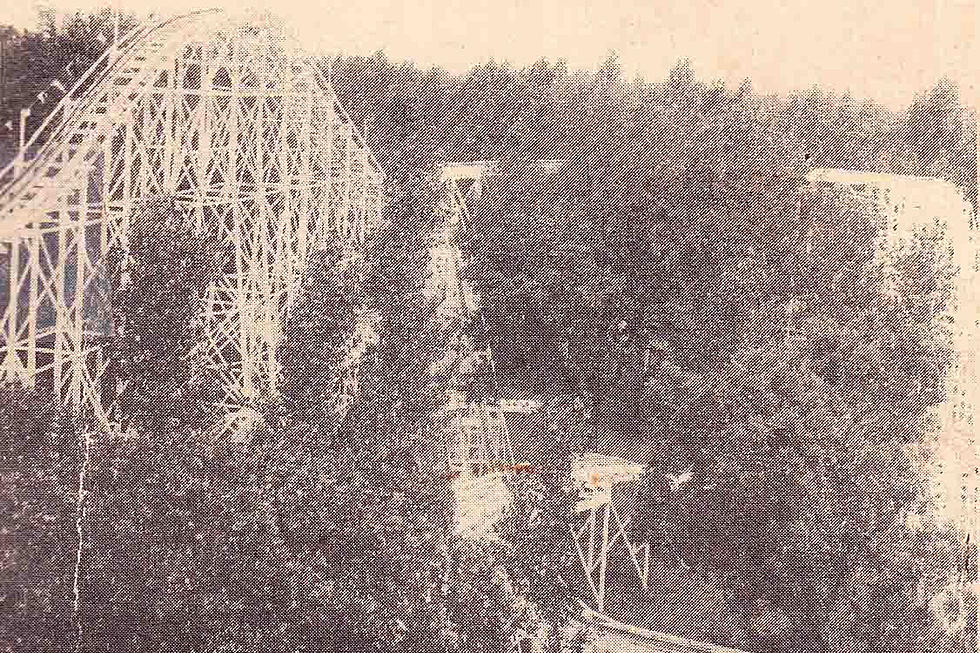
[0,11,383,435]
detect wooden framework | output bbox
[434,164,517,537]
[570,453,651,613]
[0,11,383,431]
[439,164,652,613]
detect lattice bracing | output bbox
[428,165,520,540]
[433,169,516,473]
[570,453,651,614]
[0,10,383,431]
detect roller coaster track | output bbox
[0,11,383,432]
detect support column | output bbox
[4,234,21,379]
[26,227,38,381]
[597,501,611,613]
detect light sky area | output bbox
[1,0,977,111]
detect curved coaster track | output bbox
[0,10,382,433]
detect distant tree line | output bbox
[0,9,137,165]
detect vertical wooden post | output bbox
[597,501,611,613]
[18,107,30,172]
[53,182,68,400]
[643,543,650,588]
[588,506,597,572]
[5,234,20,377]
[112,8,120,60]
[26,228,38,381]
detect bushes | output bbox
[0,387,80,653]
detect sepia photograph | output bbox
[0,1,977,651]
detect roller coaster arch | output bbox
[0,11,383,431]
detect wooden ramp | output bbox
[569,605,751,653]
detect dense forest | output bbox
[2,10,979,653]
[328,49,977,651]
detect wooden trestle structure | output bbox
[0,11,383,433]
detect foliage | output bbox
[0,386,80,653]
[276,242,361,428]
[106,196,221,433]
[294,164,457,651]
[332,52,976,652]
[646,190,961,652]
[470,157,965,649]
[445,537,538,653]
[501,403,581,652]
[79,197,215,649]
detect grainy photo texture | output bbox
[0,3,977,652]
